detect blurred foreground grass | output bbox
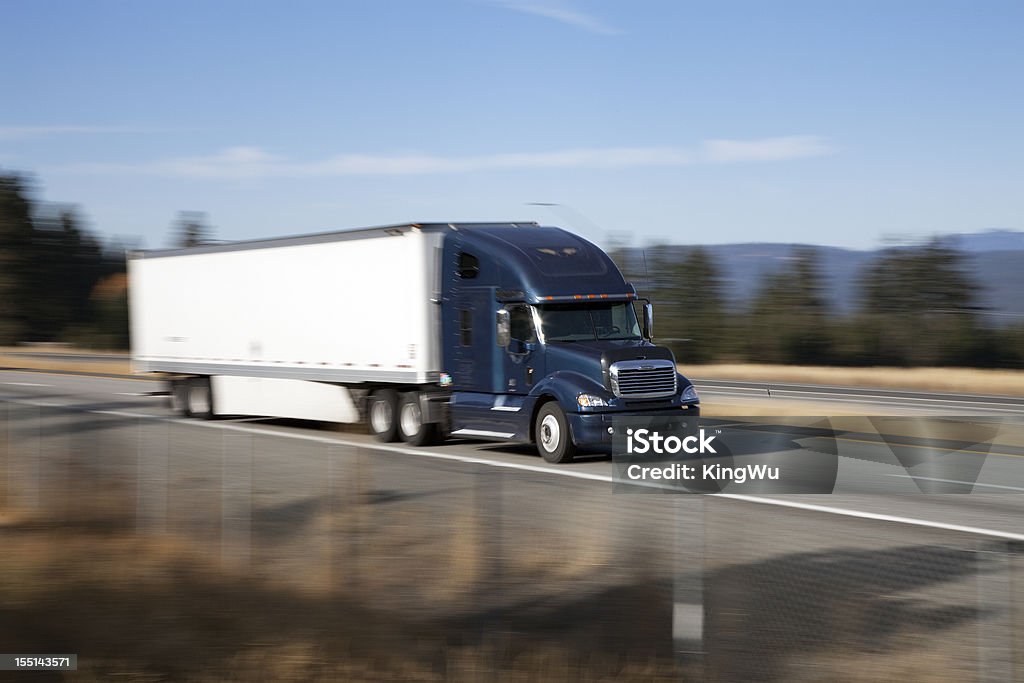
[0,400,1006,682]
[0,506,683,682]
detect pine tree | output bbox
[0,173,36,343]
[173,211,213,247]
[857,239,983,365]
[655,247,727,363]
[746,247,834,364]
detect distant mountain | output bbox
[948,229,1024,253]
[618,231,1024,325]
[965,250,1024,323]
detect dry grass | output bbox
[0,346,133,376]
[685,363,1024,397]
[0,427,991,683]
[700,397,899,417]
[0,468,686,683]
[0,512,687,682]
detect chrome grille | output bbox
[609,359,677,399]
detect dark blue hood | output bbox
[543,340,676,393]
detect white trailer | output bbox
[129,224,445,427]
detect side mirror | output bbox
[642,303,654,340]
[496,308,511,347]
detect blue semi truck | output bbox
[130,222,699,463]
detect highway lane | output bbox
[2,368,1022,680]
[6,354,1024,413]
[2,369,1024,536]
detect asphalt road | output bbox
[6,350,1024,412]
[2,369,1023,680]
[2,369,1023,533]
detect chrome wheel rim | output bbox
[540,414,560,452]
[400,401,421,438]
[370,399,392,434]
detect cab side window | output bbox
[509,305,536,343]
[459,309,473,346]
[457,252,479,279]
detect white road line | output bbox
[700,385,1024,407]
[701,390,1024,414]
[696,379,1021,402]
[89,408,611,483]
[882,473,1024,493]
[762,389,1024,409]
[7,395,1024,541]
[696,385,768,393]
[1,382,50,387]
[715,493,1024,542]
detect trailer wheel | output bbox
[169,378,188,415]
[368,389,400,442]
[535,402,576,464]
[398,392,438,446]
[185,377,214,419]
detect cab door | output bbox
[445,288,524,437]
[500,304,544,395]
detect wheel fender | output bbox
[527,371,609,441]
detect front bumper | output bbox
[568,404,700,449]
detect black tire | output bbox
[184,376,214,419]
[398,392,438,446]
[534,402,576,464]
[368,388,400,442]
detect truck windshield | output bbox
[538,302,643,342]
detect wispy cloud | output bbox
[0,125,153,140]
[489,0,619,35]
[702,135,835,163]
[60,136,835,179]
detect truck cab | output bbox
[439,225,699,463]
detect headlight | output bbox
[681,384,699,402]
[577,393,609,407]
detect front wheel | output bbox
[534,402,576,464]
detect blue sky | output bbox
[1,0,1022,249]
